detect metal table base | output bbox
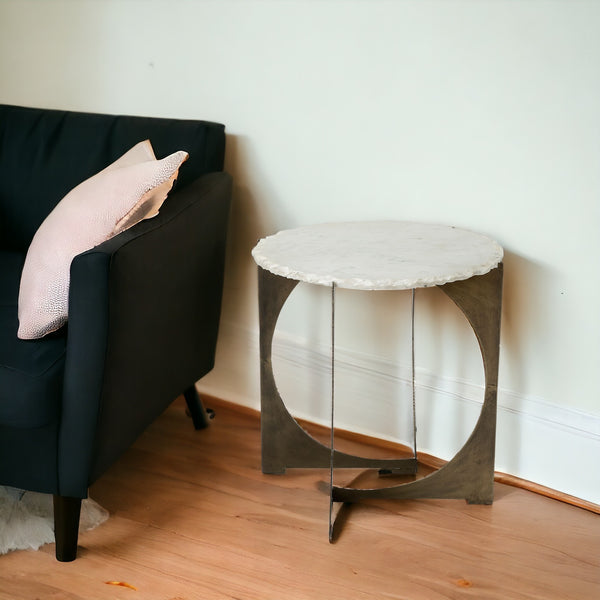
[258,263,503,539]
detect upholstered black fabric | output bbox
[0,251,66,428]
[0,421,60,493]
[0,105,232,559]
[59,172,231,496]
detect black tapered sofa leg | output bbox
[183,385,214,430]
[53,495,82,562]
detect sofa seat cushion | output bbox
[0,252,66,428]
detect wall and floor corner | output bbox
[1,1,598,504]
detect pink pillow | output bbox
[17,141,188,339]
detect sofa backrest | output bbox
[0,105,226,251]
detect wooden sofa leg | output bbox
[183,386,214,430]
[53,495,81,562]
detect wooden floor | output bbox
[1,398,598,600]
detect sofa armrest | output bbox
[57,171,232,497]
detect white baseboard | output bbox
[199,322,600,505]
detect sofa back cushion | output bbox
[0,105,226,251]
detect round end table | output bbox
[252,221,503,540]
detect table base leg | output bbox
[332,265,503,506]
[258,267,418,476]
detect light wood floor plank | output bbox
[0,397,598,599]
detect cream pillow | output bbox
[17,142,188,339]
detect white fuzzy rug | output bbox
[0,486,109,555]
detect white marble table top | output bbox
[252,221,503,290]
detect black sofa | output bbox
[0,104,232,560]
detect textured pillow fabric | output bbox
[17,142,188,339]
